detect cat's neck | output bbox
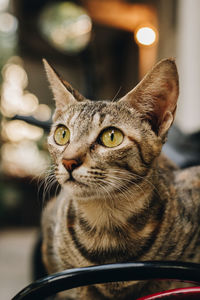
[71,179,155,230]
[62,158,173,231]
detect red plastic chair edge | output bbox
[137,286,200,300]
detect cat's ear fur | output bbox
[43,59,85,119]
[120,58,179,140]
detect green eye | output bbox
[54,125,70,146]
[100,127,123,148]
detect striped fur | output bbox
[42,59,200,299]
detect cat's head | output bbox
[44,59,179,200]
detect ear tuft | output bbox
[120,58,179,139]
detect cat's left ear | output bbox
[43,59,85,112]
[120,58,179,139]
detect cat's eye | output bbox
[54,125,70,146]
[100,127,124,148]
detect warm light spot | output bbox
[1,82,22,117]
[3,63,28,89]
[3,120,44,142]
[135,26,157,46]
[20,93,39,115]
[1,141,50,177]
[0,62,40,117]
[33,104,52,121]
[74,15,92,36]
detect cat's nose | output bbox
[62,159,80,172]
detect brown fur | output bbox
[42,59,200,299]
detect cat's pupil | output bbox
[110,131,114,141]
[62,131,66,139]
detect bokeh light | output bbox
[3,63,28,88]
[0,57,52,178]
[0,0,9,12]
[0,12,18,34]
[0,61,41,117]
[135,26,157,46]
[1,141,50,177]
[21,93,39,116]
[39,2,92,53]
[33,104,52,122]
[2,120,44,142]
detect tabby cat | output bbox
[42,58,200,300]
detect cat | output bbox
[42,58,200,300]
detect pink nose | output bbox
[62,159,79,172]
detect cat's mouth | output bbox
[68,173,75,182]
[66,173,77,184]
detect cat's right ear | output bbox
[119,58,179,140]
[43,59,85,118]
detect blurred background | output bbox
[0,0,200,299]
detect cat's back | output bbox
[173,165,200,238]
[171,165,200,263]
[158,154,200,198]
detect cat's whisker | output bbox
[55,182,61,196]
[94,180,117,206]
[121,171,160,198]
[109,168,159,197]
[106,173,146,197]
[38,166,55,197]
[111,86,122,102]
[95,182,114,204]
[42,168,58,205]
[43,178,58,205]
[103,173,148,210]
[96,176,136,210]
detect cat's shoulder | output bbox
[157,154,200,193]
[174,165,200,187]
[173,166,200,209]
[157,153,179,172]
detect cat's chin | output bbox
[62,180,104,200]
[63,180,93,195]
[62,179,129,200]
[64,179,88,188]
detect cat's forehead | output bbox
[56,100,139,127]
[52,100,142,142]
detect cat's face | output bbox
[48,100,161,198]
[44,58,179,200]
